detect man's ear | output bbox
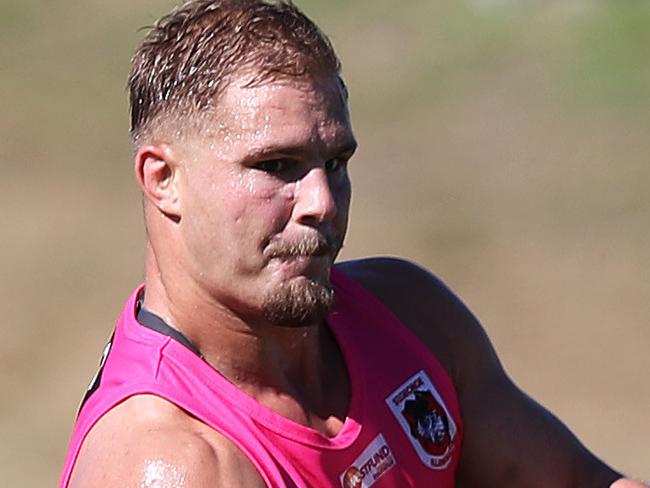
[134,145,182,220]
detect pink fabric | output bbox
[60,269,463,487]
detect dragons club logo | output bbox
[386,371,457,469]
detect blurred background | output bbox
[1,0,648,485]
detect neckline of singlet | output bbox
[131,282,364,449]
[135,291,202,357]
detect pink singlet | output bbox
[60,269,463,487]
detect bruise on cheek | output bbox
[140,459,187,488]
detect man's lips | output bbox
[271,254,332,278]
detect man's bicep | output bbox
[69,425,220,487]
[455,352,620,487]
[68,395,264,487]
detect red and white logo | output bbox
[386,370,457,469]
[340,434,396,488]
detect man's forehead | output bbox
[183,75,355,158]
[215,75,350,130]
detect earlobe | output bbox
[134,145,182,220]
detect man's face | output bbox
[175,75,356,327]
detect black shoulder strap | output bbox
[136,291,202,357]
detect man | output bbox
[60,1,646,486]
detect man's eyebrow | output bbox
[246,140,358,160]
[246,144,306,159]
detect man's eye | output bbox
[325,158,346,173]
[255,159,289,174]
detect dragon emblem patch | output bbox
[386,370,457,469]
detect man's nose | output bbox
[294,167,337,225]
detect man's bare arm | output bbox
[612,480,650,488]
[339,257,646,488]
[68,395,265,488]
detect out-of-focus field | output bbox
[1,1,648,485]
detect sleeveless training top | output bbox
[60,269,463,487]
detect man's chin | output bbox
[261,276,335,328]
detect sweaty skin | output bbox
[67,71,647,487]
[140,460,186,488]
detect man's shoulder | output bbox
[69,394,264,487]
[335,257,471,375]
[335,255,431,276]
[335,256,448,297]
[335,256,466,321]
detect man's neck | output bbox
[142,246,350,435]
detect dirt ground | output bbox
[2,1,648,486]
